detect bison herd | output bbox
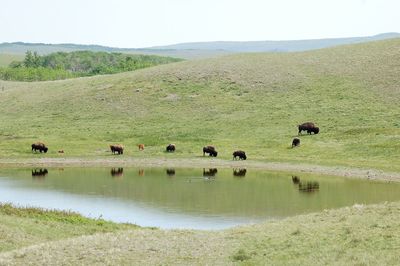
[30,122,319,159]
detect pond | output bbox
[0,167,400,230]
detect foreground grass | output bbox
[0,39,399,172]
[0,204,136,252]
[1,202,400,264]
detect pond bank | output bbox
[1,157,400,182]
[1,202,400,265]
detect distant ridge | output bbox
[1,33,399,59]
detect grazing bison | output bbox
[203,146,218,157]
[298,122,319,135]
[233,168,247,177]
[138,144,145,151]
[166,144,176,152]
[110,144,124,154]
[308,127,319,134]
[31,142,48,153]
[111,168,124,177]
[292,138,300,148]
[233,150,247,160]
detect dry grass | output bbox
[1,202,400,265]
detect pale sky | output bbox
[1,0,399,48]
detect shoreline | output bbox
[1,157,399,182]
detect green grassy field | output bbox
[0,39,399,172]
[0,54,24,67]
[1,202,400,264]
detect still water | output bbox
[1,167,400,230]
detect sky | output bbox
[1,0,399,48]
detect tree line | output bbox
[0,50,182,81]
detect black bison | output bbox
[110,144,124,154]
[233,150,247,160]
[298,122,319,135]
[203,168,218,177]
[32,168,48,177]
[203,146,218,157]
[166,144,176,152]
[111,168,124,177]
[233,168,247,177]
[292,138,300,148]
[166,168,176,176]
[31,142,48,153]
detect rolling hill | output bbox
[1,33,399,59]
[0,38,399,171]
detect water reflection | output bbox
[233,168,247,177]
[111,168,124,178]
[31,169,48,179]
[298,181,319,193]
[1,167,400,230]
[292,175,300,184]
[166,168,176,177]
[203,168,218,177]
[291,175,319,193]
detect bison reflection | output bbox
[299,181,319,192]
[32,169,48,179]
[203,168,218,177]
[233,168,247,177]
[166,168,176,177]
[292,176,319,193]
[111,168,124,177]
[292,175,300,184]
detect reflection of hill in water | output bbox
[1,168,400,218]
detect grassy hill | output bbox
[0,54,24,67]
[1,202,400,264]
[0,39,399,171]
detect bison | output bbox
[298,122,319,135]
[110,144,124,154]
[292,138,300,148]
[233,150,247,160]
[166,144,176,152]
[203,146,218,157]
[31,142,48,153]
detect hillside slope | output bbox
[0,39,399,171]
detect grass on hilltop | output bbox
[0,39,399,171]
